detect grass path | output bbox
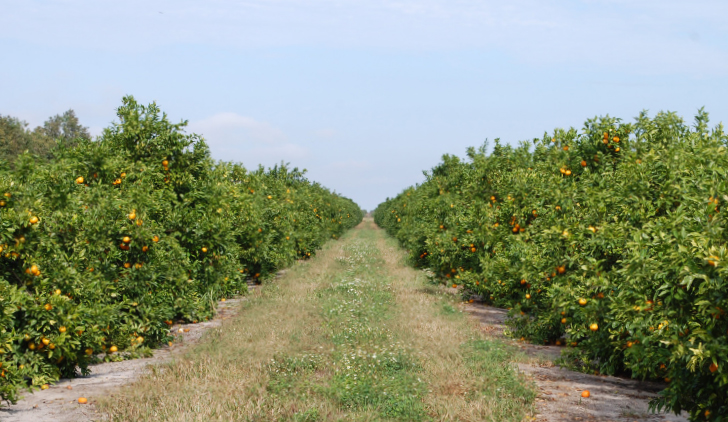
[99,219,535,421]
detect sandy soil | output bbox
[463,302,689,422]
[0,281,261,422]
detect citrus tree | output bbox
[0,96,363,405]
[375,110,727,420]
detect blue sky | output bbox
[1,1,727,210]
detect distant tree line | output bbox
[0,109,90,163]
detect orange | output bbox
[589,323,599,331]
[709,363,718,373]
[29,216,39,224]
[581,390,590,398]
[561,318,567,324]
[613,136,620,143]
[109,345,118,353]
[162,160,169,167]
[142,246,149,252]
[122,236,131,244]
[75,176,84,184]
[78,397,88,404]
[59,326,66,333]
[578,298,587,306]
[201,247,208,253]
[152,235,160,243]
[580,160,587,167]
[525,294,531,299]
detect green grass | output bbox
[98,219,535,421]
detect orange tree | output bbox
[375,110,727,420]
[0,96,362,405]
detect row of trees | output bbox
[0,110,90,162]
[375,110,727,420]
[0,97,363,404]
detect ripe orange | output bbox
[122,236,131,244]
[142,246,149,252]
[578,298,587,306]
[75,176,84,184]
[581,390,590,398]
[580,160,587,167]
[59,326,66,333]
[563,146,569,151]
[41,384,49,390]
[44,304,52,311]
[201,247,208,253]
[152,235,160,243]
[128,212,136,220]
[85,348,93,355]
[589,323,599,331]
[561,318,567,324]
[613,136,620,143]
[29,216,39,224]
[525,294,531,299]
[162,160,169,167]
[123,263,131,269]
[557,266,566,274]
[109,345,118,353]
[78,397,88,404]
[709,363,718,373]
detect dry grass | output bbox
[98,237,348,421]
[98,218,534,421]
[375,223,535,421]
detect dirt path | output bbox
[0,286,260,422]
[463,303,689,422]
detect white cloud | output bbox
[188,112,287,145]
[187,112,308,166]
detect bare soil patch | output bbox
[463,301,688,422]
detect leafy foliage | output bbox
[374,110,727,420]
[0,96,362,404]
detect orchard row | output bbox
[0,97,363,404]
[375,110,727,421]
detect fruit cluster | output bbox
[375,110,727,420]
